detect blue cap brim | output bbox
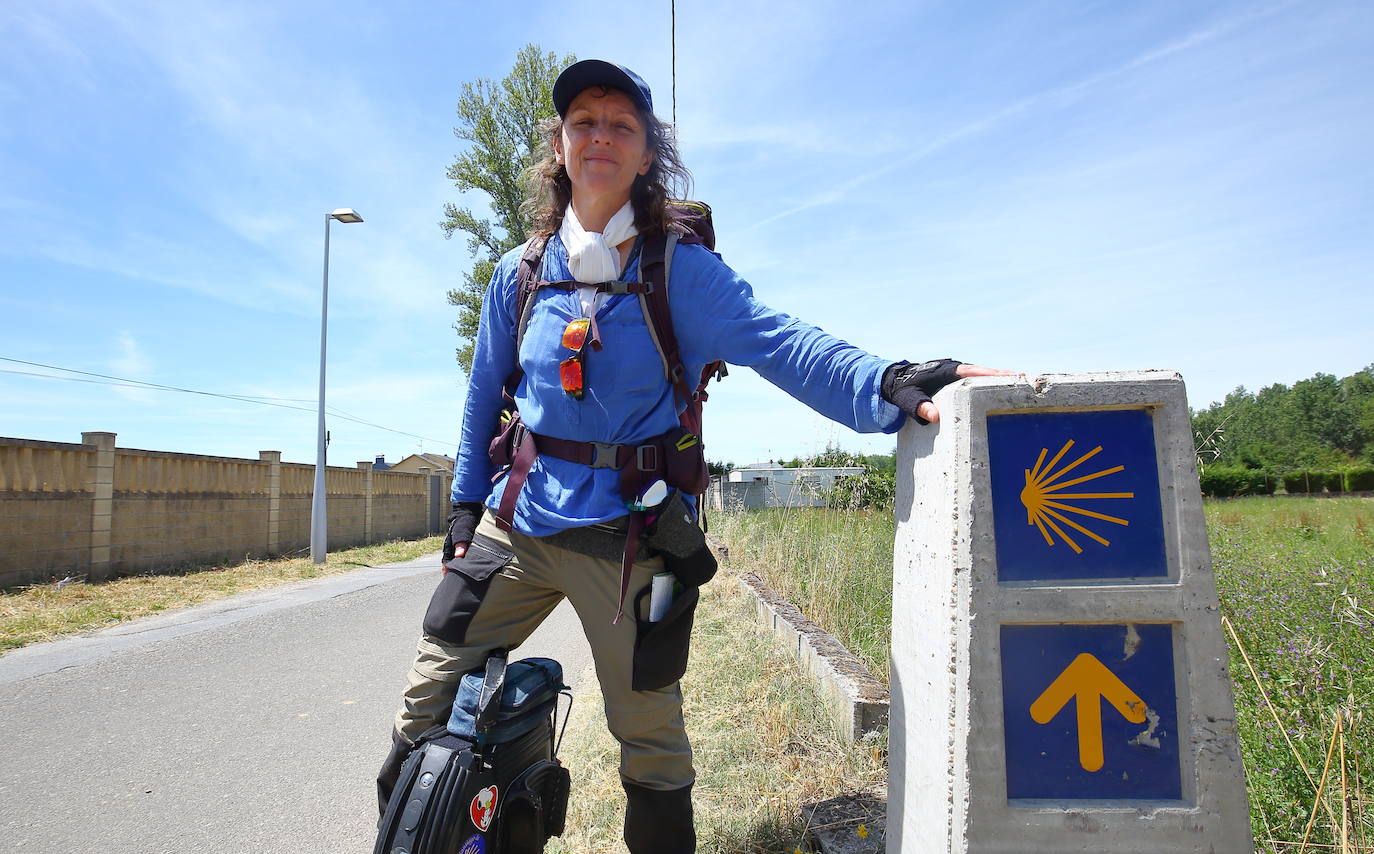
[553,59,653,117]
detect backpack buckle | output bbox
[636,444,659,472]
[589,442,621,469]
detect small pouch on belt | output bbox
[630,582,700,691]
[643,490,717,587]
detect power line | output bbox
[1,356,313,404]
[671,0,678,127]
[0,356,455,447]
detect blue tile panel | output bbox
[1001,623,1182,800]
[987,409,1167,581]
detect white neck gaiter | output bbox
[559,201,638,316]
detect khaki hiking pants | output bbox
[392,511,695,791]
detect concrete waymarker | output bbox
[888,371,1252,853]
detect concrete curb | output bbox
[734,570,890,743]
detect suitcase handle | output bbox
[474,649,509,743]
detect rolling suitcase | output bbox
[375,651,571,854]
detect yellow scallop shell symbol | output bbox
[1020,439,1134,553]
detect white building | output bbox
[706,463,867,511]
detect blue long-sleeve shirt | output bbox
[452,233,904,536]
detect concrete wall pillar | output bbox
[427,471,444,534]
[82,431,116,582]
[357,461,374,544]
[260,451,282,555]
[418,466,433,535]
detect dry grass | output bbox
[708,507,893,682]
[0,536,443,652]
[546,571,885,854]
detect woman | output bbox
[379,59,1010,852]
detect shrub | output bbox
[1252,471,1278,495]
[1282,471,1318,494]
[1200,466,1261,498]
[1347,465,1374,491]
[827,466,895,511]
[1321,470,1345,492]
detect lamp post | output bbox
[310,208,364,563]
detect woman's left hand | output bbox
[915,364,1019,423]
[882,359,1020,424]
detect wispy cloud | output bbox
[110,332,155,402]
[745,1,1297,232]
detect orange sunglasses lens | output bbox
[559,355,584,398]
[562,317,590,351]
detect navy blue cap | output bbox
[552,59,654,117]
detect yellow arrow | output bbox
[1029,652,1147,772]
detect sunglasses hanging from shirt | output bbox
[531,279,654,399]
[560,315,601,399]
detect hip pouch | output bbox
[644,490,717,587]
[488,409,524,469]
[661,425,709,496]
[630,582,700,691]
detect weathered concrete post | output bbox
[888,371,1251,853]
[260,451,282,556]
[82,431,116,582]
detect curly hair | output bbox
[524,86,692,238]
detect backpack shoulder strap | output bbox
[499,235,551,400]
[514,234,551,355]
[638,232,695,410]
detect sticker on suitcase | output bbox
[470,785,498,832]
[459,833,485,854]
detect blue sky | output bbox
[2,0,1371,470]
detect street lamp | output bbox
[310,208,364,563]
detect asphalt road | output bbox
[0,553,594,853]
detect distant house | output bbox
[388,453,455,475]
[706,464,866,511]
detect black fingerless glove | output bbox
[881,359,964,424]
[442,501,485,563]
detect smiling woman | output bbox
[375,57,1012,853]
[555,90,653,227]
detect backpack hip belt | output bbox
[490,414,706,624]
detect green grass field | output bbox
[712,497,1373,851]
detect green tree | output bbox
[443,44,575,374]
[1187,366,1374,471]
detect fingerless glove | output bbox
[442,501,485,563]
[881,358,964,424]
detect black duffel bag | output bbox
[375,651,571,854]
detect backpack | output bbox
[374,652,571,854]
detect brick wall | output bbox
[0,433,450,588]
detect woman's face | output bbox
[555,87,653,207]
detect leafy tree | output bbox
[1188,366,1374,472]
[707,459,735,477]
[443,44,575,374]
